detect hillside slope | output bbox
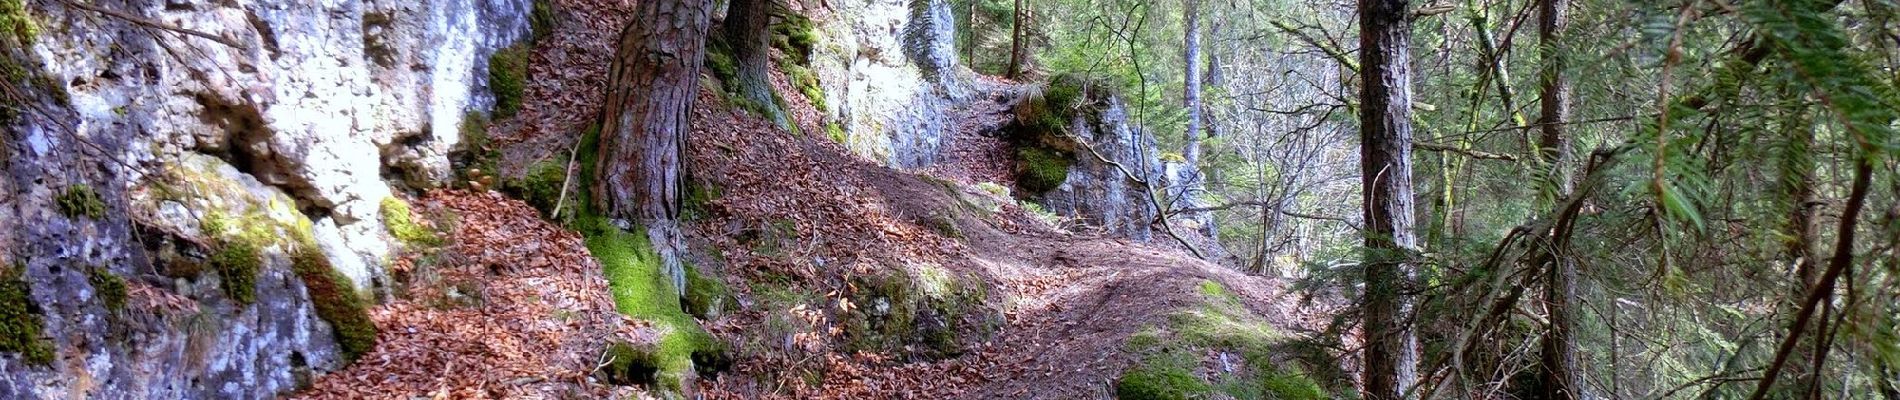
[283,1,1341,397]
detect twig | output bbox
[551,136,584,220]
[1413,141,1519,161]
[58,0,245,49]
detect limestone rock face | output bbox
[0,0,528,396]
[811,0,972,168]
[1036,96,1161,241]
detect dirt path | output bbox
[287,0,1328,397]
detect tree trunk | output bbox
[1535,0,1582,397]
[1358,0,1420,398]
[1785,116,1821,398]
[1183,0,1203,168]
[724,0,782,126]
[596,0,714,295]
[1006,0,1026,79]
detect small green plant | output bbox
[88,267,127,312]
[56,184,107,219]
[0,261,52,366]
[487,44,530,118]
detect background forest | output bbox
[962,0,1900,397]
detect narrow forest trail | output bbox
[293,1,1335,397]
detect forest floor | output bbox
[291,0,1337,398]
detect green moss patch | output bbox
[782,62,826,112]
[501,157,571,218]
[210,238,262,304]
[1117,355,1212,400]
[580,216,719,391]
[1005,76,1102,194]
[1,0,37,44]
[88,267,127,312]
[380,197,442,246]
[600,341,660,385]
[0,261,52,366]
[529,0,555,41]
[487,44,530,118]
[57,184,107,219]
[1118,280,1330,400]
[1014,147,1072,193]
[291,246,377,361]
[770,11,817,65]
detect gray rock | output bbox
[1,0,530,396]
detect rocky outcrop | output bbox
[810,0,973,168]
[1,0,528,396]
[1030,92,1161,241]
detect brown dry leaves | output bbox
[294,191,636,400]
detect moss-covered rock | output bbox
[1117,280,1333,400]
[57,184,107,219]
[380,197,442,246]
[599,341,660,386]
[88,267,127,312]
[290,246,377,361]
[1014,147,1071,193]
[487,44,530,118]
[0,260,52,366]
[681,264,732,320]
[1005,76,1102,194]
[840,263,994,359]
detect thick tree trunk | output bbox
[1006,0,1026,79]
[596,0,714,295]
[724,0,783,125]
[1358,0,1420,398]
[1535,0,1582,397]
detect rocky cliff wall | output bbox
[809,0,973,169]
[0,0,528,396]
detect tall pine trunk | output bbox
[1006,0,1026,79]
[1358,0,1420,398]
[596,0,715,295]
[725,0,784,126]
[1535,0,1582,397]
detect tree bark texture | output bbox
[724,0,781,124]
[596,0,714,295]
[1535,0,1582,397]
[1358,0,1420,398]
